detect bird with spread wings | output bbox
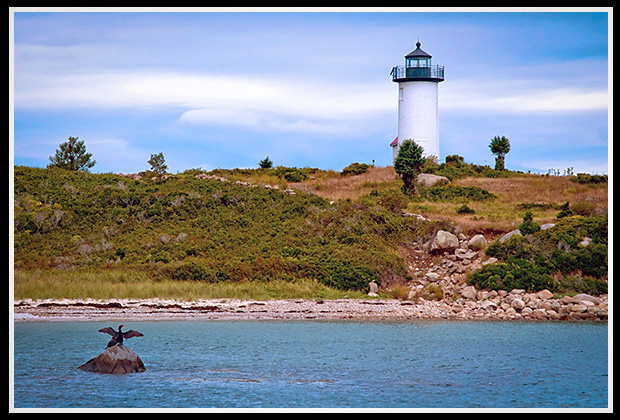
[98,325,143,348]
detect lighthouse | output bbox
[390,41,444,161]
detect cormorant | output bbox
[98,325,143,348]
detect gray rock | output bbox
[511,298,525,310]
[467,234,488,251]
[499,229,522,243]
[481,257,498,266]
[78,345,146,374]
[480,300,498,311]
[572,293,600,305]
[461,285,477,300]
[417,173,450,187]
[368,281,379,294]
[540,223,555,230]
[430,230,459,252]
[536,289,554,300]
[425,272,441,282]
[455,248,477,260]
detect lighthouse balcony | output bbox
[391,65,444,82]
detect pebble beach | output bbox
[13,290,608,322]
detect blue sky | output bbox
[10,8,611,175]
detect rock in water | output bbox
[78,345,146,374]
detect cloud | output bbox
[15,70,395,136]
[441,82,608,114]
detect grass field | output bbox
[289,166,608,235]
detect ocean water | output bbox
[12,320,608,409]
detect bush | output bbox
[274,166,308,182]
[569,173,608,184]
[341,162,371,176]
[169,260,213,282]
[468,258,552,292]
[419,185,495,202]
[518,211,540,235]
[456,204,475,214]
[479,214,608,294]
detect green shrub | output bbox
[169,260,213,282]
[569,173,608,184]
[468,258,552,292]
[341,162,371,176]
[479,214,608,294]
[554,275,608,295]
[456,204,475,214]
[418,185,495,202]
[556,201,573,219]
[275,167,308,182]
[518,211,540,235]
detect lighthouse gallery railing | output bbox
[390,65,444,81]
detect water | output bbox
[12,320,608,409]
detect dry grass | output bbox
[290,166,401,201]
[13,269,369,301]
[291,167,608,235]
[422,175,607,234]
[455,175,608,207]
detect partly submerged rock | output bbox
[78,345,146,374]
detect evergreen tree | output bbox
[48,136,96,171]
[259,156,273,169]
[148,152,168,175]
[394,139,426,196]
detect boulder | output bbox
[499,229,522,243]
[461,285,477,300]
[511,298,525,311]
[368,281,379,294]
[480,300,498,311]
[78,345,146,374]
[467,234,488,251]
[481,257,498,266]
[430,230,459,252]
[417,173,450,187]
[455,248,477,260]
[573,293,600,305]
[536,289,554,300]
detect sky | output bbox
[10,8,611,175]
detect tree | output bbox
[148,152,168,175]
[259,156,273,169]
[48,136,96,171]
[489,135,511,171]
[394,139,426,196]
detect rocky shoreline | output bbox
[13,289,608,322]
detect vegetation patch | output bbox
[13,166,427,297]
[469,214,608,294]
[418,185,496,202]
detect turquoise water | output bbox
[12,320,608,409]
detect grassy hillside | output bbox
[12,163,608,300]
[13,165,452,299]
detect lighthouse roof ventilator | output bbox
[390,41,444,162]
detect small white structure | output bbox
[390,41,444,161]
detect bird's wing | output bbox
[98,327,116,336]
[123,330,144,339]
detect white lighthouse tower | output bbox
[390,41,444,161]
